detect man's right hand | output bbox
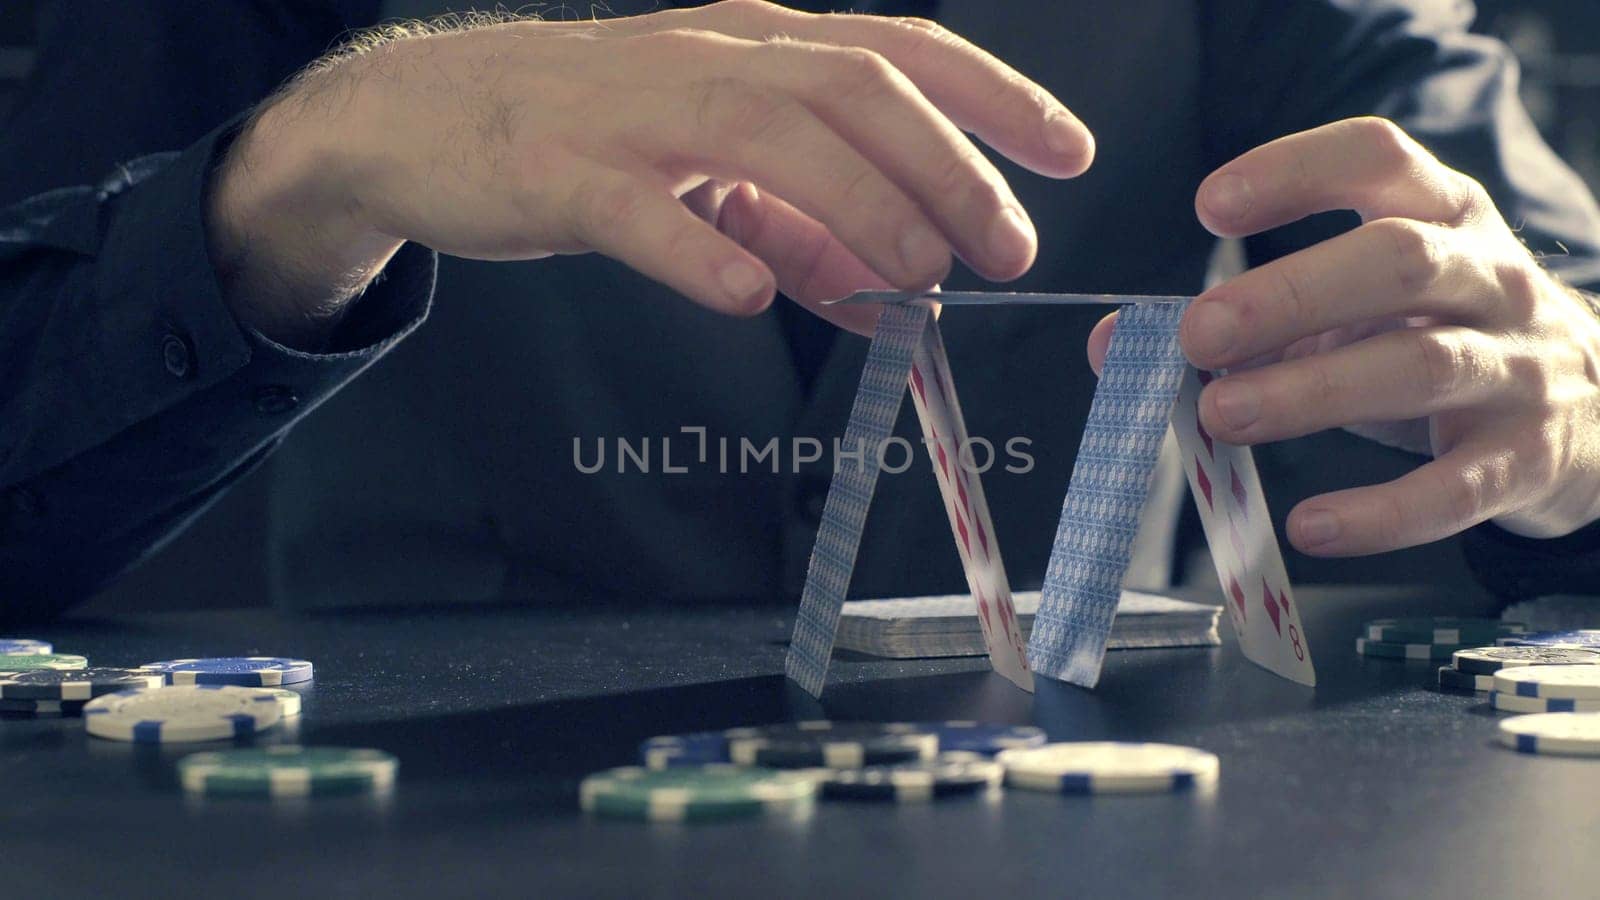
[207,0,1094,348]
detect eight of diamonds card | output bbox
[1168,366,1316,686]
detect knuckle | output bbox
[1407,329,1465,403]
[1301,358,1341,411]
[1495,260,1544,320]
[710,0,777,20]
[881,15,959,66]
[1348,116,1417,170]
[1445,170,1492,224]
[1439,464,1488,526]
[1372,491,1413,550]
[638,26,712,50]
[820,46,898,102]
[1267,262,1313,330]
[1375,218,1442,295]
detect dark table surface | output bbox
[7,584,1600,899]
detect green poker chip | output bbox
[580,764,817,822]
[1354,638,1466,661]
[0,653,89,671]
[178,746,398,798]
[1363,617,1525,645]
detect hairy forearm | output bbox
[204,54,403,351]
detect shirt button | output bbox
[253,385,300,415]
[161,334,193,380]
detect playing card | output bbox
[835,291,1192,307]
[1169,367,1317,686]
[1025,302,1191,687]
[785,303,928,697]
[904,315,1033,691]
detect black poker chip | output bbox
[0,668,165,701]
[723,721,938,769]
[818,752,1003,802]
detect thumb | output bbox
[1086,311,1118,376]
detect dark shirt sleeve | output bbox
[1204,0,1600,599]
[0,119,435,622]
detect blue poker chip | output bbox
[914,721,1047,756]
[138,657,314,687]
[638,731,731,769]
[0,639,52,655]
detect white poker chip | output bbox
[1494,665,1600,701]
[1499,712,1600,756]
[997,742,1219,794]
[1451,646,1600,676]
[243,687,303,719]
[83,685,281,743]
[1490,691,1600,715]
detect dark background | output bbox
[1,1,1597,614]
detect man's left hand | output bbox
[1089,117,1600,557]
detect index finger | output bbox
[1194,117,1485,239]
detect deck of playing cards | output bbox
[837,589,1222,659]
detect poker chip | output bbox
[1354,638,1464,661]
[1436,666,1493,693]
[723,721,937,769]
[1498,712,1600,756]
[0,668,163,700]
[818,752,1002,802]
[0,653,88,671]
[139,657,314,687]
[1363,617,1525,645]
[254,687,303,719]
[580,764,816,822]
[1497,630,1600,649]
[639,731,730,770]
[179,746,398,797]
[1493,665,1600,701]
[0,639,52,655]
[1452,646,1600,676]
[84,685,281,743]
[1490,691,1600,715]
[998,742,1220,794]
[0,698,88,718]
[913,721,1048,755]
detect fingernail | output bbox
[1299,510,1341,547]
[989,207,1035,266]
[1043,111,1084,157]
[718,260,767,308]
[1184,301,1237,362]
[1203,173,1253,223]
[898,224,946,279]
[1212,382,1260,430]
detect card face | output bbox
[1169,367,1317,686]
[785,303,929,697]
[904,316,1033,691]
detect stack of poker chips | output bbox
[1347,617,1529,688]
[0,641,398,800]
[591,719,1221,822]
